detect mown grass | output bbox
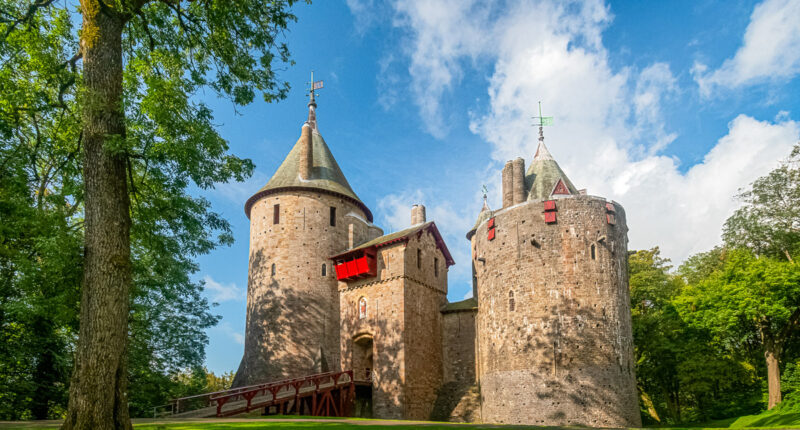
[3,410,800,430]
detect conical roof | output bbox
[244,124,372,221]
[466,198,492,240]
[526,139,578,201]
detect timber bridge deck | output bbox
[155,370,356,418]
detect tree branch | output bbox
[778,307,800,345]
[2,0,57,40]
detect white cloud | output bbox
[203,275,245,303]
[377,190,476,299]
[390,0,497,138]
[212,321,245,345]
[376,0,800,266]
[209,170,270,206]
[694,0,800,95]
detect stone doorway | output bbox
[352,333,374,417]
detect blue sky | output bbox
[196,0,800,374]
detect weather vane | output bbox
[532,101,553,142]
[307,71,324,106]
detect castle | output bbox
[232,91,641,427]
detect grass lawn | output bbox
[2,410,799,430]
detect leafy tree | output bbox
[0,4,82,419]
[676,249,800,410]
[723,144,800,263]
[1,0,305,426]
[631,248,762,424]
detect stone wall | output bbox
[401,231,447,420]
[432,308,481,423]
[338,228,448,420]
[472,195,640,427]
[339,244,407,419]
[234,190,379,387]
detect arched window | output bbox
[322,263,327,276]
[508,290,515,312]
[591,243,596,260]
[271,263,276,276]
[358,297,367,319]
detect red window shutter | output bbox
[605,202,616,213]
[544,212,557,223]
[543,200,557,211]
[487,217,495,228]
[607,213,616,225]
[488,228,496,241]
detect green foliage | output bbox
[677,249,800,346]
[1,0,304,420]
[630,248,762,425]
[723,144,800,262]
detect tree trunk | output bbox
[765,345,782,409]
[62,3,132,429]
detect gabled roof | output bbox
[331,221,455,266]
[526,140,578,201]
[244,125,372,221]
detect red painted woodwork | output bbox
[607,213,616,225]
[545,212,557,223]
[543,200,557,211]
[487,217,495,228]
[605,202,616,213]
[207,370,355,418]
[345,259,358,277]
[552,179,570,195]
[334,248,377,281]
[488,228,496,240]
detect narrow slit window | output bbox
[417,249,421,269]
[273,204,280,224]
[271,263,276,276]
[322,263,327,276]
[591,243,596,260]
[434,257,439,277]
[330,206,336,227]
[509,290,515,312]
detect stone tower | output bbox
[335,205,454,420]
[468,131,640,427]
[233,94,382,387]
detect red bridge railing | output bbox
[154,370,355,418]
[210,370,355,417]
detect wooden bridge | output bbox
[155,370,356,418]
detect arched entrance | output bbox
[352,333,374,417]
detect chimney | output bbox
[502,161,514,208]
[411,204,427,225]
[298,124,313,180]
[512,157,526,205]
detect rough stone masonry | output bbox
[233,96,640,427]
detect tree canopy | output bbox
[0,0,306,424]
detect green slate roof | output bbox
[441,297,478,313]
[245,124,372,221]
[526,140,578,201]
